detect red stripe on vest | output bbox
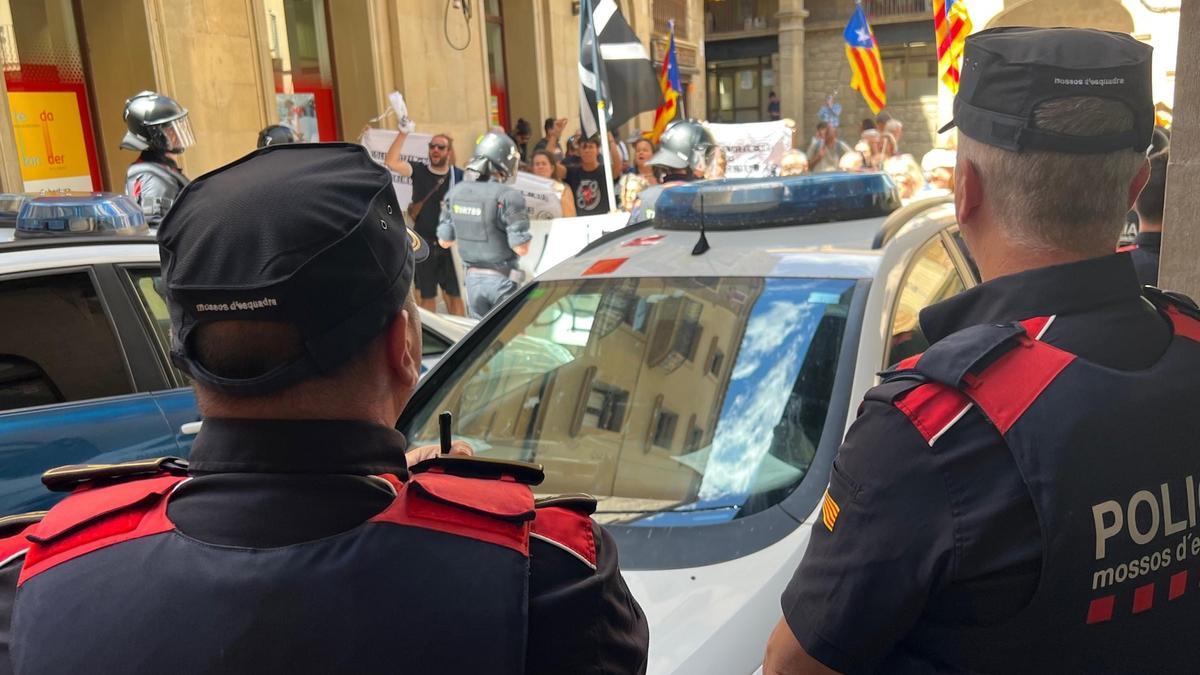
[19,476,182,585]
[1116,244,1138,253]
[964,336,1076,435]
[369,473,532,557]
[531,506,598,569]
[1166,305,1200,343]
[0,524,36,566]
[894,381,971,445]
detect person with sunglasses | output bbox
[385,128,466,316]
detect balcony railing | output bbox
[654,0,689,39]
[866,0,933,19]
[703,0,779,36]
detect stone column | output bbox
[1159,0,1198,296]
[777,0,808,138]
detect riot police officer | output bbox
[257,124,297,148]
[764,28,1200,674]
[437,131,531,319]
[121,91,194,226]
[648,119,717,183]
[0,144,648,675]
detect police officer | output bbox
[764,28,1200,674]
[121,91,194,226]
[437,131,531,319]
[0,144,648,674]
[257,123,297,148]
[649,119,717,183]
[1124,128,1170,286]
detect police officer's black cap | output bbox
[158,143,429,396]
[938,27,1154,154]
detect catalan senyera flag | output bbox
[821,488,841,532]
[843,4,887,115]
[933,0,973,93]
[646,24,682,143]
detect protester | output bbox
[439,132,531,318]
[768,91,782,121]
[510,117,533,165]
[562,133,583,170]
[257,124,297,148]
[881,118,903,159]
[616,173,651,212]
[558,134,621,215]
[838,150,865,173]
[921,148,958,195]
[384,124,466,316]
[628,137,660,185]
[121,90,193,227]
[858,128,883,168]
[1127,137,1169,285]
[884,154,926,200]
[705,146,728,179]
[531,149,576,218]
[779,149,809,176]
[534,117,567,159]
[806,121,853,173]
[764,27,1197,674]
[0,143,649,674]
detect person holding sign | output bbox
[383,111,466,316]
[531,150,576,218]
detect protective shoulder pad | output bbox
[19,474,184,584]
[0,512,45,566]
[410,455,544,486]
[532,499,598,570]
[1145,287,1200,341]
[911,322,1028,389]
[892,381,973,446]
[42,456,188,492]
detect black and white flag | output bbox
[578,0,664,138]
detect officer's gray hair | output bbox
[958,96,1147,254]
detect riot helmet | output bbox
[121,91,195,154]
[258,124,298,148]
[649,120,716,174]
[465,131,520,183]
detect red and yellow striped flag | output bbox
[843,4,886,115]
[933,0,973,93]
[645,24,682,143]
[821,489,841,532]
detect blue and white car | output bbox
[398,174,979,675]
[0,236,471,515]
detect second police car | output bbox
[0,192,472,514]
[399,173,979,675]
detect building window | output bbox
[582,382,629,433]
[684,414,704,452]
[655,0,688,39]
[707,55,774,122]
[880,42,937,102]
[706,336,724,377]
[264,0,339,142]
[484,0,509,130]
[652,407,679,450]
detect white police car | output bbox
[398,174,979,674]
[0,233,471,515]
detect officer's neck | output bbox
[976,235,1113,283]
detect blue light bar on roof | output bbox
[651,173,902,231]
[15,192,148,239]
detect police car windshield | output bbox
[406,276,855,525]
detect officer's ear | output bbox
[383,309,420,391]
[955,154,984,230]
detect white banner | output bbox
[706,120,794,179]
[362,128,561,219]
[533,212,631,276]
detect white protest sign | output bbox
[706,120,794,178]
[533,212,630,276]
[513,172,563,220]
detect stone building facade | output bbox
[707,0,1180,160]
[0,0,704,194]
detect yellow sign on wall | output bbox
[8,91,94,191]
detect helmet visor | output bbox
[158,116,196,153]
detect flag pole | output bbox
[588,5,618,214]
[671,19,685,119]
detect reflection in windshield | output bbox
[407,277,854,526]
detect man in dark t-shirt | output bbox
[385,130,465,315]
[559,136,620,216]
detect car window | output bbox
[422,327,451,357]
[125,268,189,384]
[887,236,966,367]
[0,271,133,412]
[404,276,856,526]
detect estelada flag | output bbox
[645,24,683,143]
[933,0,973,93]
[843,4,887,115]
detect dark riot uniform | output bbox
[1119,231,1162,287]
[783,253,1200,673]
[126,151,189,227]
[0,143,648,675]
